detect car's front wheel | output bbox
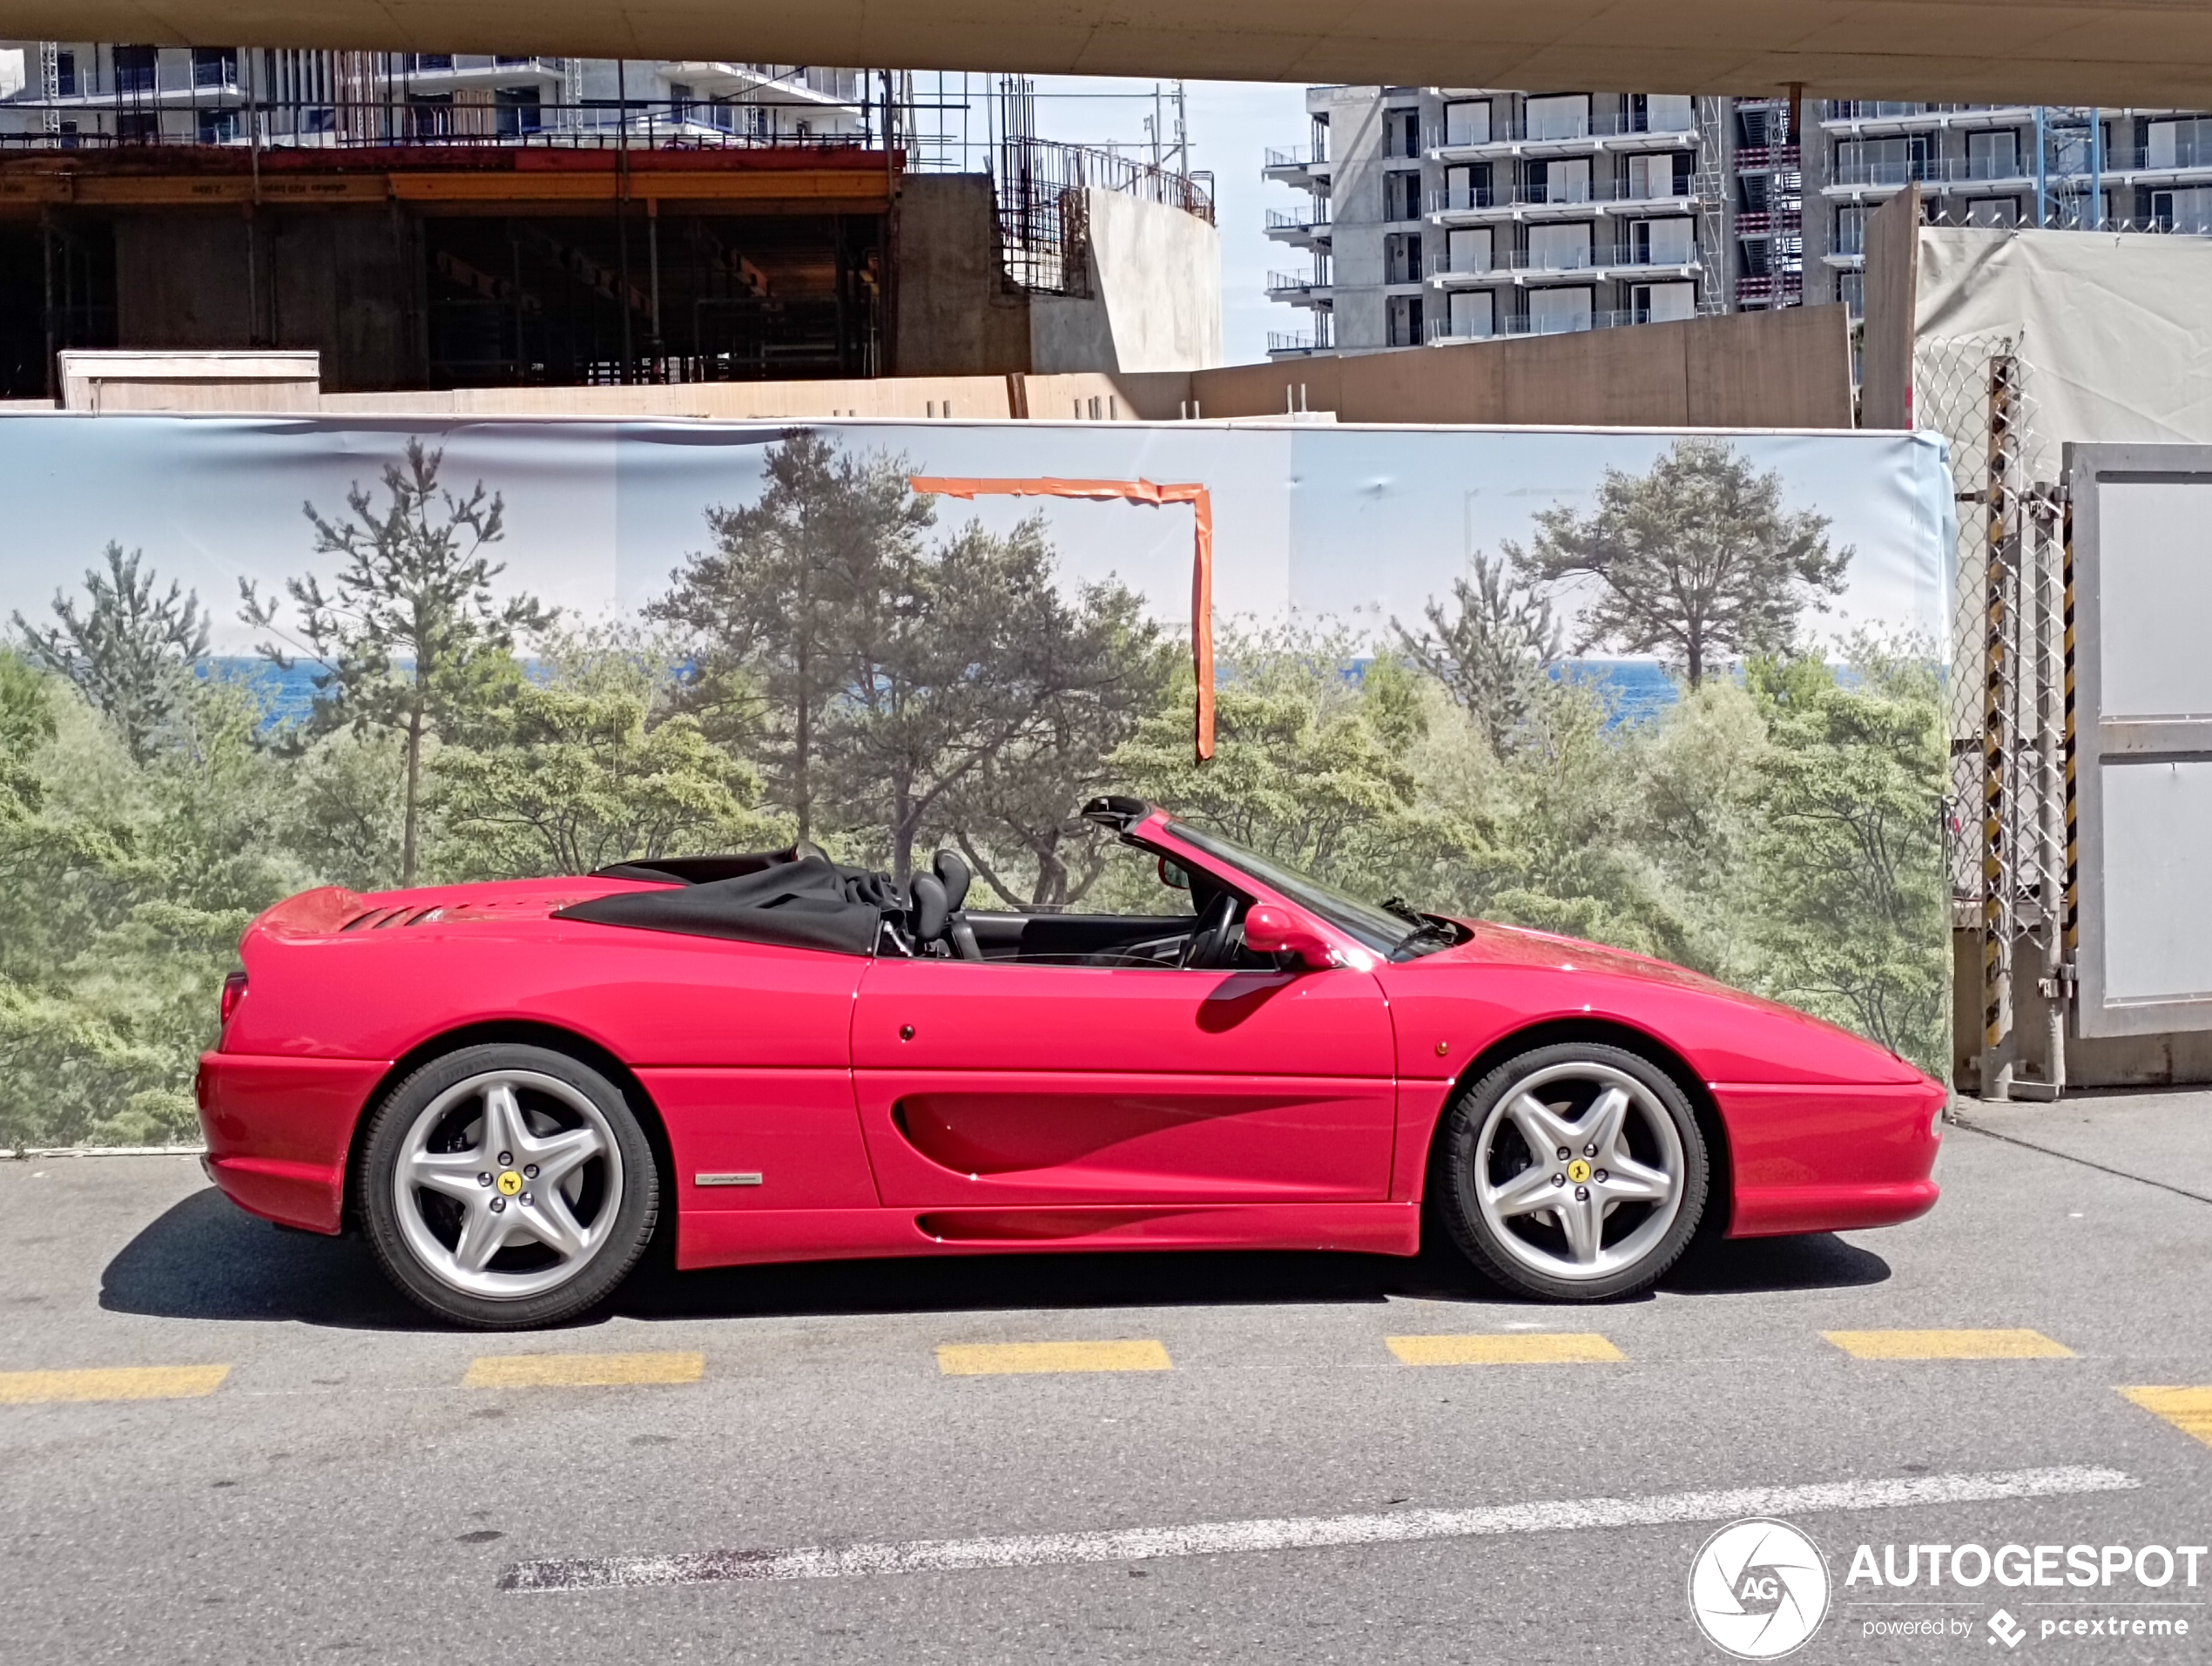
[358,1044,660,1329]
[1438,1042,1707,1301]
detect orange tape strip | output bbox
[911,476,1214,761]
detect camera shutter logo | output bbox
[1688,1519,1831,1659]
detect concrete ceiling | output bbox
[4,0,2210,108]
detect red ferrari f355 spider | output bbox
[196,797,1944,1327]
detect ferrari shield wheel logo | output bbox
[1566,1158,1593,1184]
[496,1170,523,1197]
[1688,1519,1829,1659]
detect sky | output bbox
[966,75,1311,366]
[0,417,1949,660]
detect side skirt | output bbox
[678,1202,1422,1271]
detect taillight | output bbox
[219,972,247,1029]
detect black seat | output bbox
[933,849,971,910]
[908,872,950,953]
[932,850,982,960]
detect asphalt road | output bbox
[3,1096,2209,1665]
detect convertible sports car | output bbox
[196,797,1944,1328]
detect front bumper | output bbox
[1713,1077,1946,1238]
[195,1052,392,1234]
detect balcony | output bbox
[1261,144,1332,186]
[658,64,859,105]
[397,57,570,87]
[0,94,876,152]
[1426,178,1709,224]
[1264,270,1332,305]
[1264,205,1332,247]
[1429,243,1702,287]
[1427,107,1697,164]
[1268,327,1332,357]
[1426,298,1723,345]
[1819,104,2038,136]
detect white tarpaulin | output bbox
[1916,226,2212,448]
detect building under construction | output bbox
[0,50,1223,398]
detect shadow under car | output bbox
[100,1184,1889,1331]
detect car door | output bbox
[850,954,1397,1206]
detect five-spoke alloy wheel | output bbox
[1440,1042,1708,1301]
[360,1044,660,1328]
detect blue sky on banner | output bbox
[0,418,1947,662]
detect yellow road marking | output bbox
[1822,1329,2074,1360]
[1387,1332,1626,1366]
[937,1340,1171,1377]
[0,1365,231,1404]
[463,1352,704,1389]
[2117,1386,2212,1449]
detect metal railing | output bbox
[993,134,1212,294]
[1426,178,1707,213]
[1428,108,1697,148]
[1265,270,1328,293]
[0,95,878,150]
[1832,145,2212,189]
[1264,205,1331,231]
[1431,244,1701,278]
[1263,144,1327,169]
[1268,325,1332,354]
[1426,299,1721,342]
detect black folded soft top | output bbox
[557,846,906,956]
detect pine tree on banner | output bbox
[13,543,210,764]
[650,432,933,845]
[1392,551,1561,756]
[1514,439,1849,687]
[240,438,552,886]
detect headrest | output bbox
[933,848,972,913]
[909,872,949,946]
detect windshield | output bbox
[1156,820,1449,958]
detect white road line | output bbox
[499,1464,2136,1593]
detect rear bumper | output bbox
[1713,1077,1946,1238]
[194,1052,391,1235]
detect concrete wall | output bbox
[1187,304,1854,427]
[1030,188,1224,374]
[324,374,1020,420]
[113,216,254,350]
[1086,188,1223,372]
[266,212,421,391]
[1028,292,1118,379]
[149,302,1854,428]
[111,210,419,391]
[891,173,1031,378]
[58,349,320,413]
[1859,184,1919,430]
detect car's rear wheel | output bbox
[1438,1042,1707,1301]
[359,1044,659,1329]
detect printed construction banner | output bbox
[0,416,1952,1144]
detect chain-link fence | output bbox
[1914,333,2068,1096]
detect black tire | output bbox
[1437,1042,1708,1302]
[357,1043,660,1329]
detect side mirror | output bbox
[1157,857,1191,891]
[1241,904,1337,970]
